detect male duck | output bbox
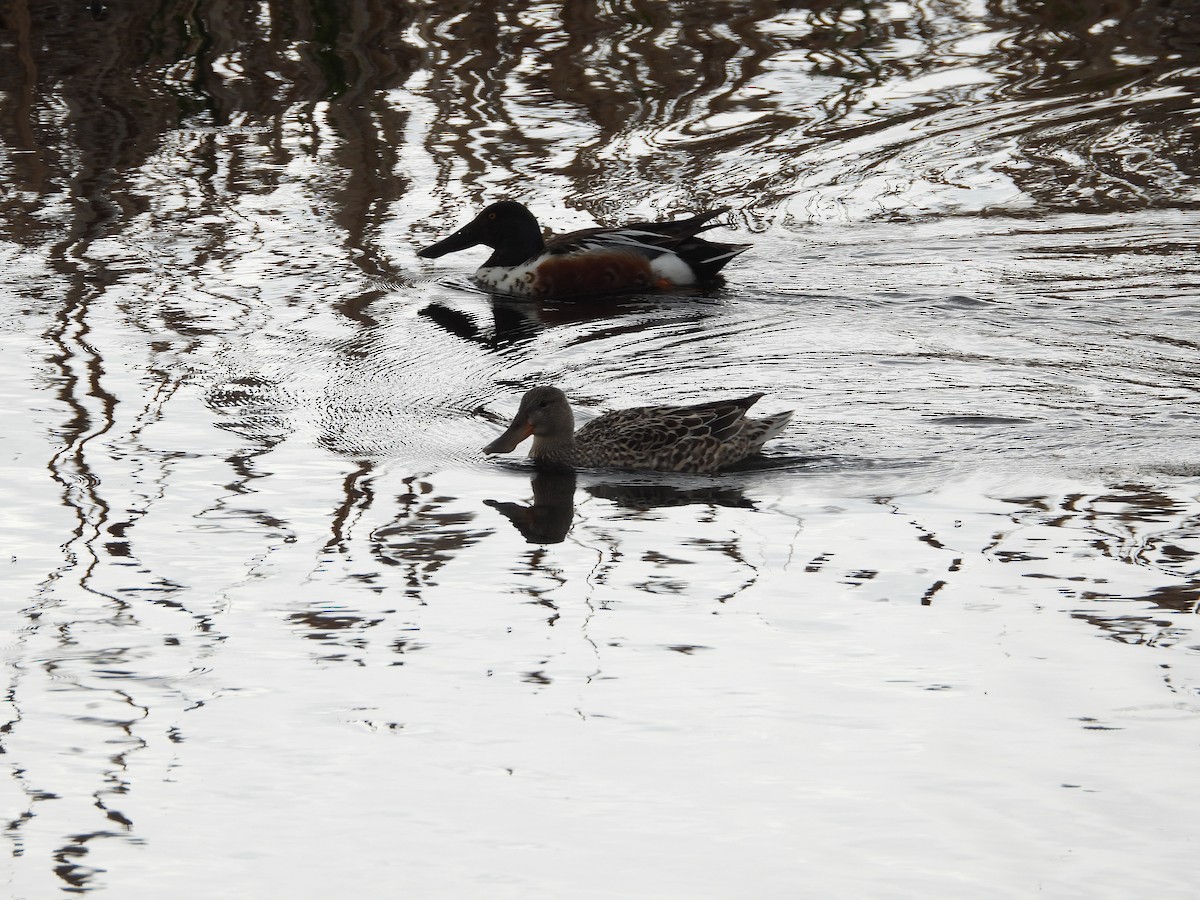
[418,200,749,300]
[483,385,792,473]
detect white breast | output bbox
[475,262,539,298]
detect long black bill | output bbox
[418,220,484,259]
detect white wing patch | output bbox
[575,229,669,256]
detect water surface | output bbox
[1,2,1199,897]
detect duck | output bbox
[482,385,792,473]
[418,200,749,300]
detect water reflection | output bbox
[372,476,491,591]
[484,469,761,543]
[586,481,757,511]
[485,470,578,544]
[990,481,1200,645]
[2,1,1200,896]
[7,0,1195,257]
[417,293,678,350]
[420,300,542,350]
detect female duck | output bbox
[418,200,749,300]
[483,386,792,473]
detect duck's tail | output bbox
[685,240,752,280]
[748,410,794,451]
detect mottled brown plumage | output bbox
[483,386,793,473]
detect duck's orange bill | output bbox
[483,420,534,455]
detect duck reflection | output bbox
[485,469,755,544]
[485,470,579,545]
[419,292,691,351]
[587,482,756,511]
[418,298,542,349]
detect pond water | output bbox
[1,1,1199,897]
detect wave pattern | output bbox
[390,0,1200,226]
[1,3,1199,896]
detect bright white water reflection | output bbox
[2,1,1199,897]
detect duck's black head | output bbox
[418,200,545,267]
